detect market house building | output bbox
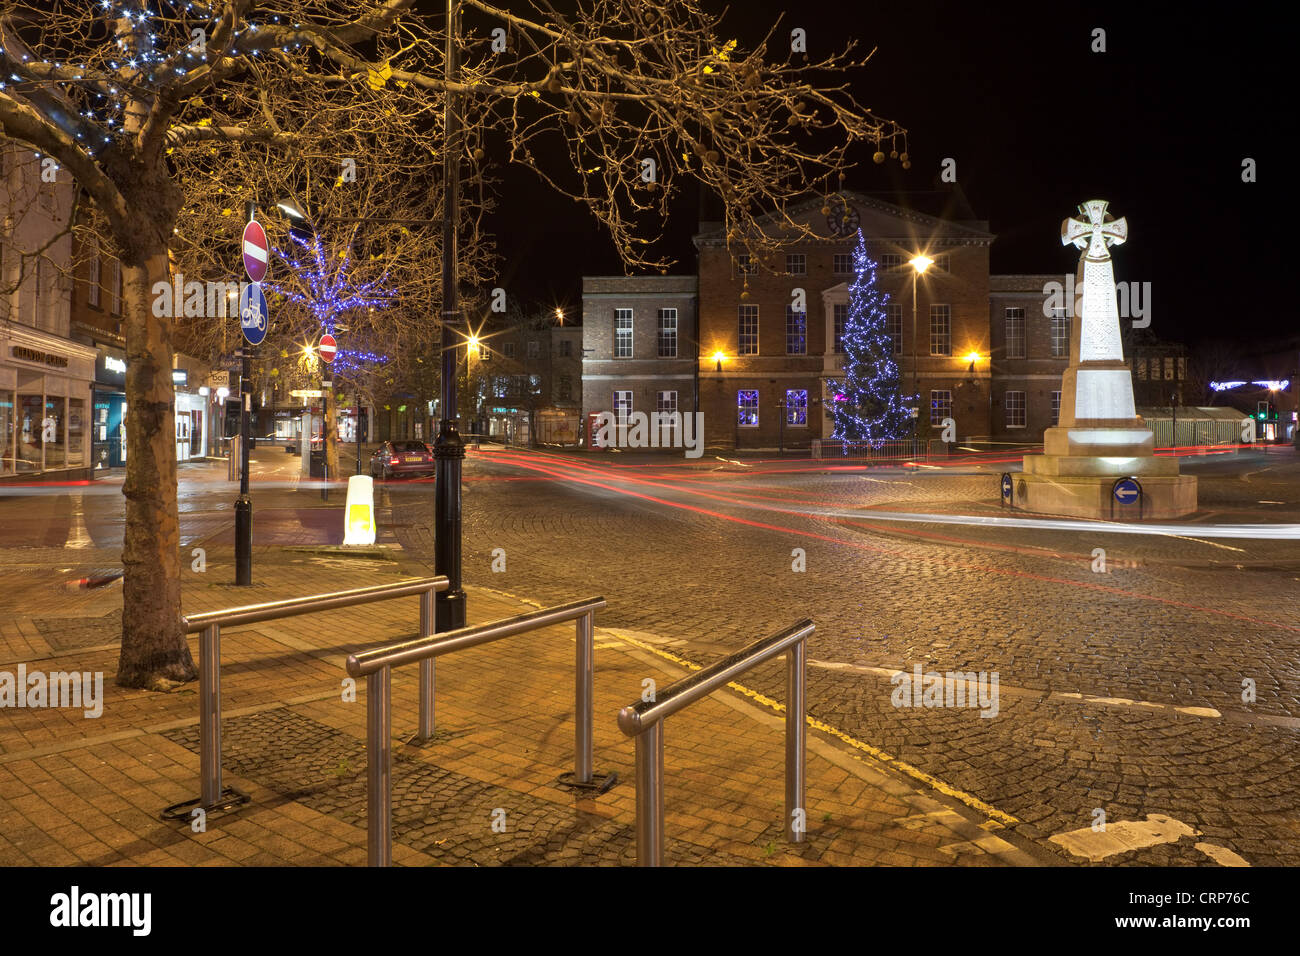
[693,190,994,450]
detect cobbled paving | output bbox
[386,454,1300,866]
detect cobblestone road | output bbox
[388,447,1300,866]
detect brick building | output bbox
[988,275,1070,442]
[581,275,698,439]
[693,190,993,449]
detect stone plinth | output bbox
[1012,472,1198,520]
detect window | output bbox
[656,391,678,444]
[886,303,902,355]
[785,253,806,276]
[880,254,903,273]
[657,308,678,358]
[1004,308,1026,359]
[558,374,572,401]
[934,254,950,273]
[738,304,759,355]
[503,341,516,359]
[1005,390,1026,428]
[559,339,572,358]
[738,389,759,427]
[1163,357,1175,381]
[1051,391,1061,426]
[786,389,808,426]
[833,303,848,354]
[526,340,539,359]
[735,253,756,277]
[528,374,542,394]
[1049,309,1069,357]
[492,377,508,398]
[1136,357,1147,380]
[614,308,633,358]
[833,253,853,275]
[929,304,951,356]
[88,246,101,308]
[613,390,633,424]
[1176,357,1186,380]
[785,306,807,355]
[930,390,952,427]
[110,259,121,315]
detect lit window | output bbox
[613,390,632,424]
[785,307,806,355]
[1051,391,1061,425]
[738,389,759,426]
[930,389,952,427]
[786,389,808,426]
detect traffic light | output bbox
[1257,401,1269,421]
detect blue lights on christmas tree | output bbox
[828,229,913,445]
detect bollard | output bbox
[575,610,594,784]
[418,589,436,740]
[367,665,392,867]
[199,624,222,808]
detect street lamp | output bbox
[908,254,933,440]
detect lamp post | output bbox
[908,254,933,443]
[434,0,467,630]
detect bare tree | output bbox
[0,0,906,688]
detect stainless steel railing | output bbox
[163,576,448,821]
[617,618,815,866]
[344,596,606,866]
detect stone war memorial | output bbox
[1015,199,1197,519]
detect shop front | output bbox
[171,365,209,463]
[0,330,97,481]
[92,346,128,470]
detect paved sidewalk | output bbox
[0,545,1040,866]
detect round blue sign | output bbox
[1000,473,1013,500]
[239,282,269,346]
[1113,478,1141,504]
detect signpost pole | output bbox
[434,0,467,632]
[235,202,256,585]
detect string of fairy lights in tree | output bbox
[267,232,392,378]
[828,228,913,446]
[0,2,311,154]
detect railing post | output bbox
[417,587,436,741]
[574,610,594,784]
[786,638,806,844]
[199,623,222,808]
[636,722,664,867]
[367,665,392,867]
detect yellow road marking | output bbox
[611,631,1019,828]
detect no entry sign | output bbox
[319,333,337,364]
[242,220,269,283]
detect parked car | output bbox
[369,440,436,480]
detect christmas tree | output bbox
[828,229,913,444]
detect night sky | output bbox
[487,2,1286,354]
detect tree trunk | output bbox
[324,382,340,480]
[116,240,197,688]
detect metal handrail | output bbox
[346,596,606,866]
[163,576,448,822]
[617,618,814,866]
